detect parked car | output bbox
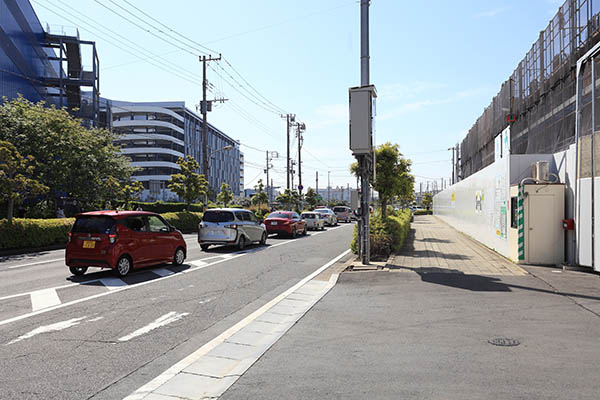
[65,211,186,277]
[300,211,325,231]
[198,208,267,251]
[264,211,307,237]
[333,206,352,223]
[314,208,338,226]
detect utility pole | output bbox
[327,171,331,203]
[297,122,306,195]
[448,146,456,185]
[200,54,223,197]
[265,151,278,205]
[316,171,319,201]
[291,160,296,189]
[281,113,295,190]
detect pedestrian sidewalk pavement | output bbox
[388,215,527,276]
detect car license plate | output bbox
[271,222,278,225]
[83,240,95,249]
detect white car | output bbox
[198,208,267,251]
[314,208,338,226]
[301,212,325,231]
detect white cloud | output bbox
[474,8,507,18]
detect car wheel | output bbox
[291,227,297,238]
[173,247,185,265]
[69,266,88,276]
[200,244,210,251]
[302,226,307,236]
[116,256,132,277]
[321,224,325,231]
[238,235,246,250]
[260,231,267,245]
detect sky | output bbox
[31,0,565,192]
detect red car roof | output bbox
[75,210,158,219]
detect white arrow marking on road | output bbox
[118,312,189,342]
[6,316,86,345]
[30,288,61,311]
[100,277,128,290]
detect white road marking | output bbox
[0,224,352,328]
[153,268,174,277]
[188,260,208,267]
[198,297,216,305]
[100,277,128,291]
[88,316,104,322]
[125,248,351,400]
[7,258,64,269]
[30,288,61,311]
[118,312,189,342]
[6,316,86,345]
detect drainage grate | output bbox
[488,338,520,347]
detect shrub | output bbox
[413,209,432,215]
[129,201,203,213]
[350,210,411,260]
[0,218,74,250]
[161,212,203,233]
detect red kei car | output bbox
[264,211,307,238]
[65,211,186,277]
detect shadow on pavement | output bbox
[400,229,470,260]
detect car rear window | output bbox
[301,214,315,219]
[315,209,328,213]
[203,210,235,223]
[268,212,291,219]
[72,216,115,234]
[333,207,347,212]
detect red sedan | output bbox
[66,211,186,277]
[264,211,307,238]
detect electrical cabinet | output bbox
[349,85,376,155]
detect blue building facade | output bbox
[0,0,55,102]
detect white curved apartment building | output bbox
[108,100,242,202]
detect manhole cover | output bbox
[488,338,520,347]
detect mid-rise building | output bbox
[107,100,242,202]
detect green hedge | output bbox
[161,212,203,233]
[0,211,204,251]
[413,209,432,215]
[130,201,203,213]
[0,218,75,250]
[351,210,411,260]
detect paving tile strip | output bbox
[388,215,527,276]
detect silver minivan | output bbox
[198,208,267,251]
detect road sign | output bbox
[298,184,303,191]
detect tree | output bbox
[251,179,268,208]
[217,182,234,207]
[0,140,48,223]
[422,192,433,210]
[276,189,301,211]
[304,188,318,209]
[168,156,208,207]
[121,180,145,209]
[351,142,414,218]
[0,96,134,210]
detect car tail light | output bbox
[225,224,238,230]
[109,234,118,244]
[68,232,72,243]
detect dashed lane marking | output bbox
[6,316,87,345]
[99,277,128,291]
[7,258,64,269]
[30,288,61,311]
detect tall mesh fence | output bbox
[460,0,600,179]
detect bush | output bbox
[350,210,411,260]
[413,209,432,215]
[161,212,203,233]
[0,211,204,250]
[248,205,270,220]
[0,218,74,250]
[130,201,203,213]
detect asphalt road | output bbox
[0,223,354,399]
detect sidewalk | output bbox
[220,216,600,400]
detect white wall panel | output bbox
[434,157,510,257]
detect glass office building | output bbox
[108,100,242,201]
